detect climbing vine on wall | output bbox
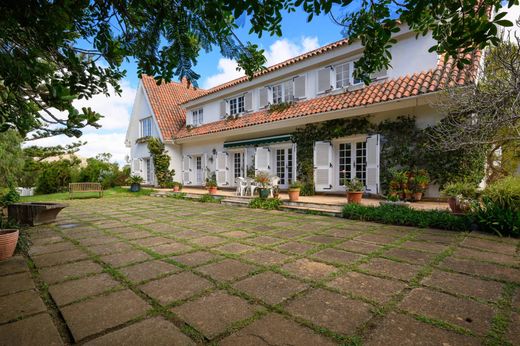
[292,115,486,196]
[147,138,175,187]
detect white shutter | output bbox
[182,155,191,185]
[216,152,229,186]
[294,75,306,99]
[202,153,208,182]
[255,147,270,172]
[314,141,333,191]
[131,159,139,174]
[365,134,380,194]
[317,67,333,94]
[220,101,227,119]
[259,87,269,108]
[244,92,253,112]
[138,159,145,180]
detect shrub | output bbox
[441,181,479,199]
[198,194,220,203]
[472,176,520,237]
[341,203,471,231]
[78,154,124,189]
[0,186,20,206]
[249,197,282,210]
[36,158,80,194]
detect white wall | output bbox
[184,33,440,127]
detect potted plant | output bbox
[411,170,429,201]
[172,182,183,192]
[272,185,280,199]
[128,175,144,192]
[343,178,365,204]
[441,182,478,214]
[0,187,20,260]
[254,172,271,199]
[288,180,302,202]
[205,174,218,195]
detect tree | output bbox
[1,1,518,139]
[429,31,520,182]
[0,130,24,187]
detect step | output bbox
[284,201,344,212]
[221,198,250,207]
[280,204,343,217]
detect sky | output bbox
[30,8,346,165]
[29,4,520,165]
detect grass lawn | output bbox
[20,186,154,202]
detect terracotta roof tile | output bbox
[141,75,206,140]
[174,53,480,140]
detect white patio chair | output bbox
[246,178,258,196]
[235,177,248,196]
[269,176,280,197]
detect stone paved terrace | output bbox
[0,197,519,345]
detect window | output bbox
[334,60,365,89]
[272,80,294,104]
[234,152,242,178]
[338,143,352,185]
[355,142,367,185]
[192,108,203,125]
[229,96,244,115]
[335,62,350,88]
[140,117,152,137]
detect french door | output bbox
[274,147,294,188]
[232,152,244,182]
[195,156,203,185]
[337,141,367,187]
[145,158,153,184]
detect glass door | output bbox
[233,152,243,183]
[337,140,367,187]
[195,156,203,185]
[275,147,294,188]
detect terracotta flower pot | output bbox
[347,191,363,204]
[448,197,464,214]
[173,186,180,192]
[288,188,300,202]
[0,229,19,261]
[207,187,218,195]
[413,192,423,201]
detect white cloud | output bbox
[202,36,320,88]
[501,4,520,41]
[27,132,129,166]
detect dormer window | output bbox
[272,80,294,104]
[229,95,244,115]
[334,60,385,89]
[192,108,203,125]
[140,117,152,137]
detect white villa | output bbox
[125,27,480,197]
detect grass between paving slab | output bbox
[18,196,519,345]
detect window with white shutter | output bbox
[254,147,271,172]
[365,134,380,194]
[219,100,227,119]
[314,141,333,191]
[244,92,253,112]
[215,152,229,186]
[182,156,192,185]
[259,87,269,108]
[293,75,306,99]
[317,67,333,94]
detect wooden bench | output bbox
[69,183,103,199]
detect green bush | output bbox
[36,158,80,194]
[341,203,471,231]
[198,194,220,203]
[78,154,126,189]
[0,186,20,206]
[472,176,520,237]
[249,197,282,210]
[441,181,479,199]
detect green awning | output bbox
[224,134,292,148]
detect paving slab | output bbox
[359,258,422,281]
[461,236,518,256]
[336,240,383,254]
[247,235,282,245]
[285,288,372,335]
[60,289,149,342]
[364,312,480,346]
[355,233,400,244]
[31,249,89,268]
[84,317,194,346]
[220,313,337,346]
[49,273,120,306]
[399,240,448,254]
[233,271,308,305]
[282,258,337,281]
[28,241,77,256]
[312,248,364,265]
[327,271,406,304]
[133,236,172,247]
[189,235,226,246]
[139,271,212,304]
[303,235,340,244]
[0,290,47,323]
[277,241,315,254]
[399,288,495,335]
[87,242,135,255]
[241,250,291,266]
[0,272,35,296]
[440,257,520,283]
[506,312,520,345]
[422,270,503,301]
[170,251,220,267]
[99,250,152,268]
[0,313,63,346]
[198,259,257,282]
[38,260,103,284]
[220,230,250,238]
[0,256,29,276]
[215,243,255,254]
[172,291,257,339]
[120,260,180,283]
[148,242,192,255]
[383,247,437,265]
[452,247,518,266]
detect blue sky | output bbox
[31,8,346,164]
